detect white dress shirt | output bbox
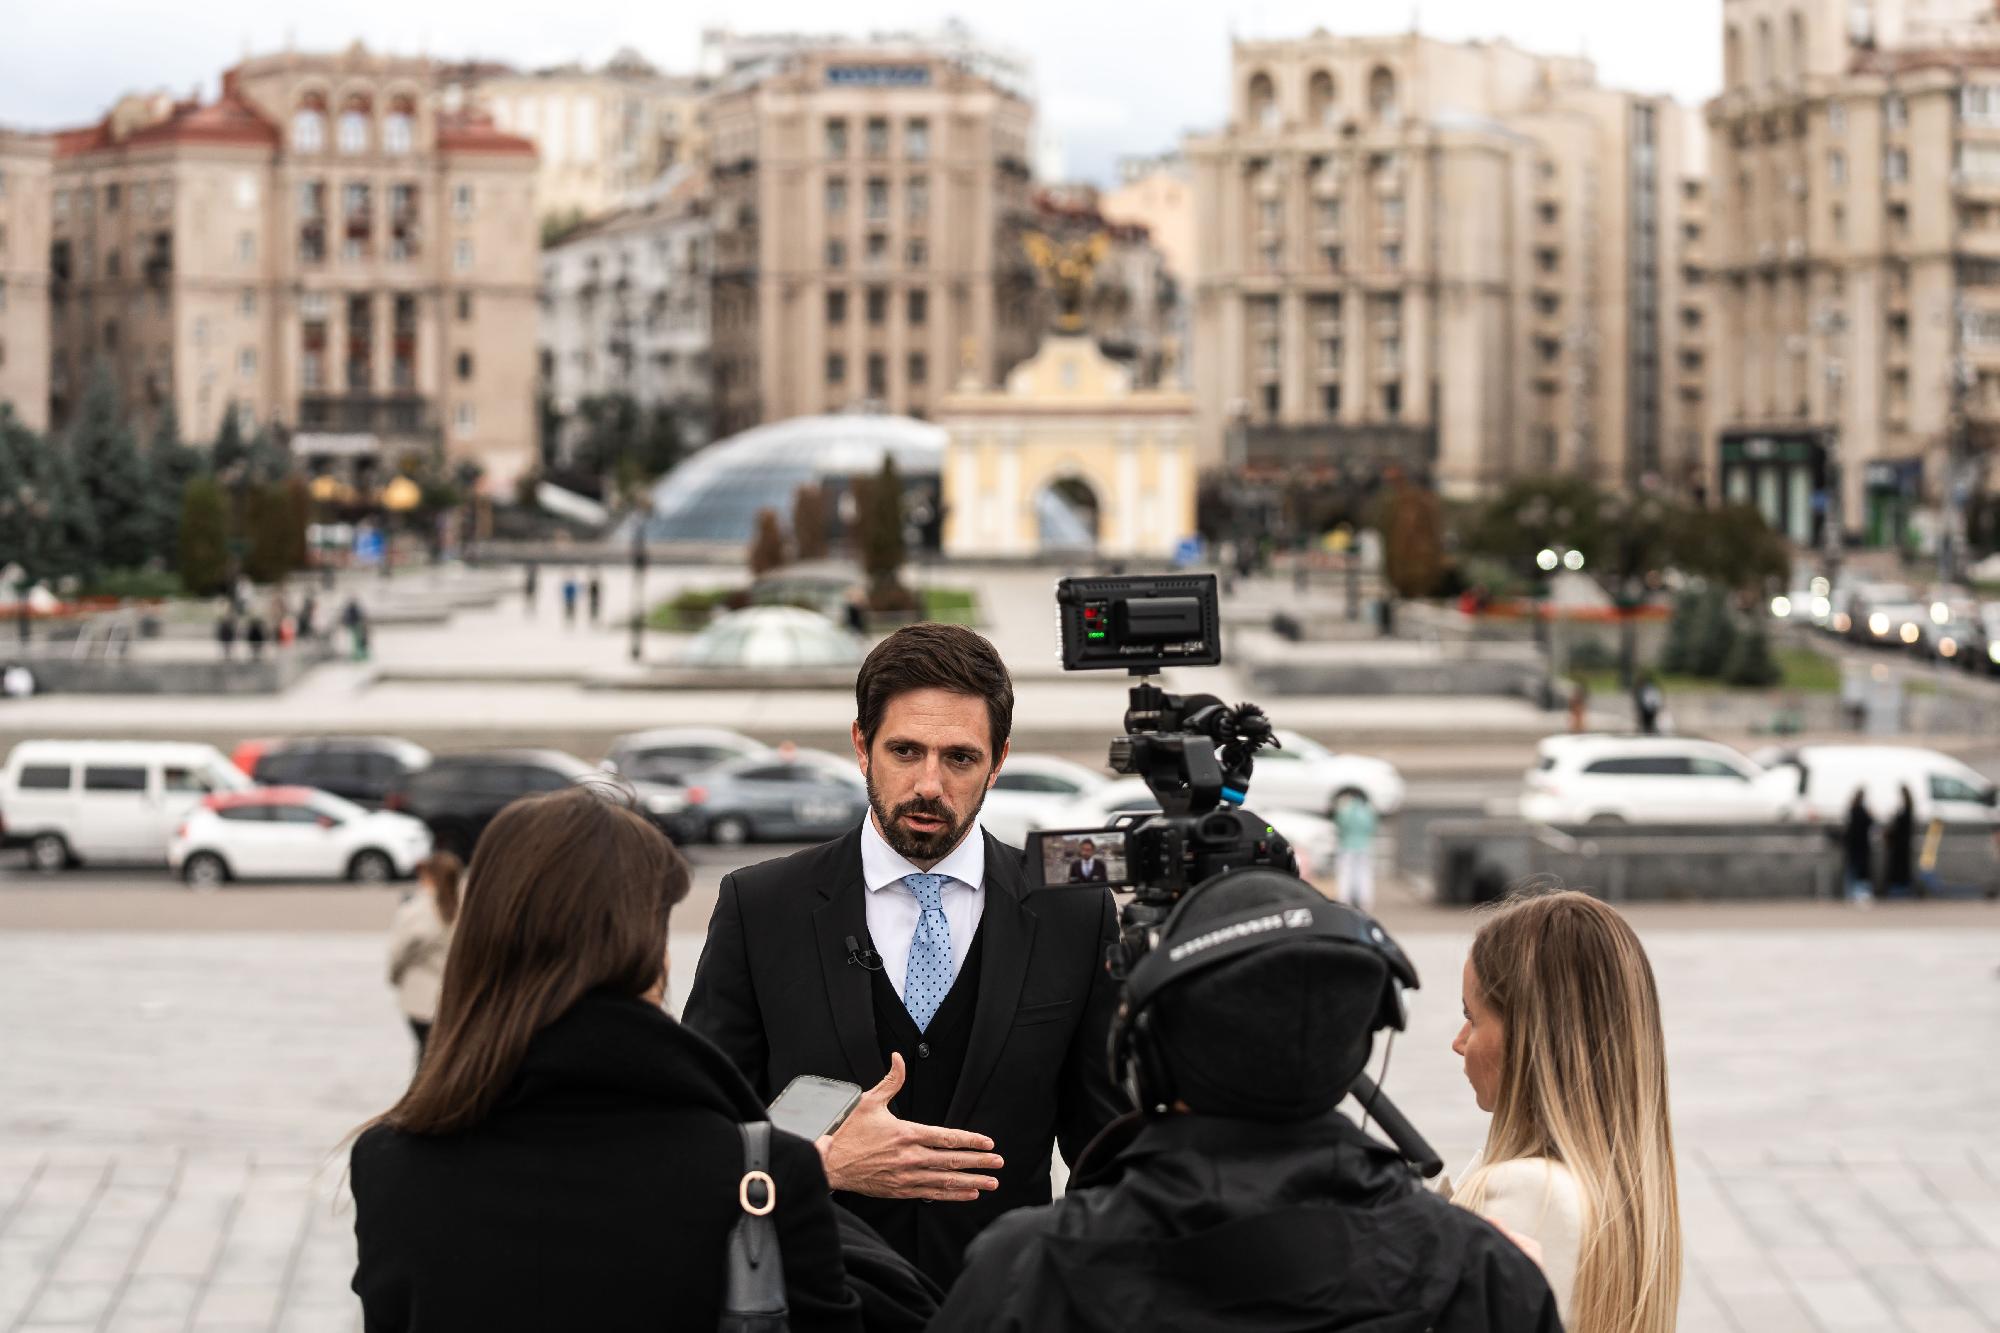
[860,814,987,1004]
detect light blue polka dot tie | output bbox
[902,873,954,1032]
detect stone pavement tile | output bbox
[193,1281,281,1326]
[24,1278,118,1324]
[1860,1261,1967,1314]
[1898,1313,1990,1333]
[1789,1278,1897,1331]
[50,1240,142,1283]
[102,1319,192,1333]
[107,1273,202,1321]
[276,1299,363,1333]
[1913,1156,2000,1207]
[131,1203,230,1279]
[1675,1273,1733,1333]
[1944,1201,2000,1249]
[0,1234,61,1278]
[1709,1287,1822,1333]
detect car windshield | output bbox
[309,791,369,822]
[208,761,255,792]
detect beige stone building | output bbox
[49,46,540,491]
[704,43,1039,438]
[0,130,52,431]
[458,51,710,230]
[1709,0,2000,549]
[1188,34,1709,500]
[939,334,1196,557]
[1103,153,1196,289]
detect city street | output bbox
[1,864,1996,1332]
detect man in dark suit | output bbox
[684,623,1125,1287]
[1066,839,1108,883]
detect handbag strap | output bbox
[722,1121,789,1328]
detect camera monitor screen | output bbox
[1056,574,1222,673]
[1028,828,1134,890]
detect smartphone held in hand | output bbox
[768,1074,863,1141]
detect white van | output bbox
[0,741,254,872]
[1751,744,1999,826]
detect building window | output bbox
[1369,67,1399,126]
[867,178,889,221]
[1261,383,1279,417]
[1321,243,1343,270]
[1536,247,1559,273]
[338,107,369,154]
[907,175,928,220]
[825,118,848,157]
[907,237,927,267]
[1885,147,1908,183]
[293,106,325,152]
[827,289,847,324]
[105,248,121,279]
[239,347,256,377]
[1885,93,1907,131]
[455,403,476,438]
[866,287,887,325]
[1260,241,1281,271]
[239,288,256,316]
[1382,382,1402,418]
[54,190,68,221]
[385,107,413,154]
[827,238,846,268]
[1318,332,1341,372]
[909,351,927,385]
[867,232,888,265]
[1828,100,1846,135]
[106,182,121,211]
[907,118,929,161]
[1322,383,1340,415]
[1381,241,1401,269]
[1828,150,1846,186]
[866,117,889,158]
[827,352,846,385]
[826,176,847,214]
[457,292,473,321]
[453,184,474,219]
[456,351,474,381]
[456,240,473,271]
[1317,198,1341,231]
[1381,196,1404,228]
[1258,198,1281,232]
[908,289,927,324]
[238,232,256,263]
[867,352,887,396]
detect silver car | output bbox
[686,751,871,845]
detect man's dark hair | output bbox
[1155,871,1387,1121]
[856,623,1014,755]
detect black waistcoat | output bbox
[837,922,986,1281]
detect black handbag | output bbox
[720,1121,789,1333]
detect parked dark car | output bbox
[601,727,769,786]
[241,737,433,810]
[387,749,698,857]
[684,750,870,845]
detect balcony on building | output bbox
[142,232,173,288]
[296,392,439,442]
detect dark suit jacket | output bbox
[683,825,1125,1285]
[1066,859,1107,883]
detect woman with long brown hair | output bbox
[385,850,461,1058]
[350,785,862,1331]
[1449,890,1681,1333]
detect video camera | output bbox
[1026,572,1443,1178]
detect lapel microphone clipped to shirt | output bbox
[844,934,884,971]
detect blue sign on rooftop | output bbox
[826,64,931,88]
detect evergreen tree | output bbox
[283,477,311,572]
[177,476,231,596]
[0,408,98,586]
[856,457,907,604]
[145,401,205,561]
[66,363,155,572]
[211,406,248,477]
[747,508,789,576]
[1689,587,1739,679]
[1722,623,1784,687]
[1658,589,1703,675]
[792,482,830,561]
[243,483,295,585]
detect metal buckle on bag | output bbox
[738,1169,776,1217]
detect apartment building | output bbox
[0,130,52,431]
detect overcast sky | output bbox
[1,0,1725,184]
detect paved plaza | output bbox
[0,893,1996,1331]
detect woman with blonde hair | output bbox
[385,850,462,1059]
[1449,889,1681,1333]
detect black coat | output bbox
[1885,803,1917,886]
[683,825,1124,1288]
[931,1111,1564,1333]
[350,992,862,1333]
[1844,801,1875,878]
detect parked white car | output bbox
[169,787,434,887]
[601,727,770,786]
[1239,731,1405,817]
[1024,777,1341,879]
[1520,735,1794,825]
[981,755,1110,847]
[1,740,252,872]
[1748,744,1999,827]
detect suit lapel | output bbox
[812,829,887,1087]
[945,833,1037,1126]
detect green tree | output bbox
[66,363,155,572]
[1722,622,1783,687]
[747,507,789,576]
[792,482,831,561]
[1689,586,1739,679]
[283,477,312,572]
[641,405,683,480]
[145,400,205,559]
[177,476,231,596]
[855,457,908,607]
[0,406,97,586]
[1657,589,1703,675]
[243,483,297,584]
[211,407,248,477]
[1672,502,1791,595]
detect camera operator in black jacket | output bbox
[930,869,1562,1333]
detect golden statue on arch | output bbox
[1022,229,1109,334]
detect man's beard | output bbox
[866,770,987,864]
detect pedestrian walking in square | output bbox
[1334,790,1379,911]
[1844,789,1875,904]
[562,574,579,625]
[1884,786,1917,897]
[216,611,237,661]
[245,615,268,662]
[587,570,603,624]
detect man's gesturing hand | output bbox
[815,1053,1004,1202]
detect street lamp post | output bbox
[1537,545,1587,708]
